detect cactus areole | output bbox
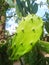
[9,14,43,60]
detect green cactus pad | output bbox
[9,14,43,60]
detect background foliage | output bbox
[0,0,49,65]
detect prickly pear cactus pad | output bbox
[9,14,43,60]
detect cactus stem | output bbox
[10,14,43,60]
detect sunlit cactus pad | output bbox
[9,14,43,60]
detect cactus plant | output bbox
[8,14,43,60]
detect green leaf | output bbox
[38,40,49,53]
[47,0,49,5]
[31,3,38,14]
[16,0,38,18]
[45,21,49,33]
[5,0,15,7]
